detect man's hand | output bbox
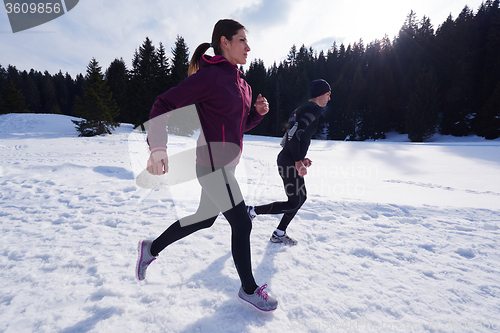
[295,158,312,176]
[303,158,313,168]
[147,150,168,175]
[295,160,307,176]
[254,94,269,115]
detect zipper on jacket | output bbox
[236,71,245,139]
[222,124,225,147]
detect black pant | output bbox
[150,165,258,294]
[254,155,307,231]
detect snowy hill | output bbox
[1,113,499,333]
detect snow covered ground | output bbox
[1,113,499,333]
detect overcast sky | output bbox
[1,0,486,78]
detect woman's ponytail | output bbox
[188,42,211,76]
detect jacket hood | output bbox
[200,54,240,71]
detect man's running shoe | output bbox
[136,239,156,281]
[270,231,298,245]
[247,206,257,221]
[238,284,278,312]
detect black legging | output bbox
[254,155,307,231]
[150,164,258,294]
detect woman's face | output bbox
[221,29,250,65]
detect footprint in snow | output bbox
[455,248,475,259]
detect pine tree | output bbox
[53,71,70,115]
[156,42,171,92]
[74,74,85,97]
[170,35,189,85]
[475,82,500,139]
[0,64,7,88]
[360,39,390,140]
[7,65,22,89]
[35,71,57,113]
[275,67,288,135]
[405,67,440,142]
[436,14,464,135]
[21,70,40,113]
[244,59,268,135]
[286,45,297,66]
[2,80,27,113]
[2,66,27,114]
[391,11,421,133]
[475,0,500,138]
[263,62,280,136]
[168,35,200,136]
[72,58,119,136]
[105,58,129,122]
[315,51,326,79]
[65,72,77,116]
[125,37,160,128]
[347,64,365,140]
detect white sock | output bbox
[274,229,285,237]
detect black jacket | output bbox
[279,101,323,164]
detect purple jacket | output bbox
[148,55,264,167]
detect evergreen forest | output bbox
[1,2,499,141]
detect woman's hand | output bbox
[147,150,168,175]
[254,94,269,115]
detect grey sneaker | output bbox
[247,206,257,221]
[136,239,156,281]
[238,284,278,312]
[270,231,298,245]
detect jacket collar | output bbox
[201,54,241,73]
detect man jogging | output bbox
[248,79,331,245]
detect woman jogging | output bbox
[135,19,278,312]
[248,79,331,245]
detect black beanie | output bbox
[308,79,331,99]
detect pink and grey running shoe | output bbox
[136,239,156,281]
[238,284,278,312]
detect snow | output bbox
[1,113,499,333]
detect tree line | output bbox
[245,1,500,141]
[0,35,191,136]
[1,1,499,140]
